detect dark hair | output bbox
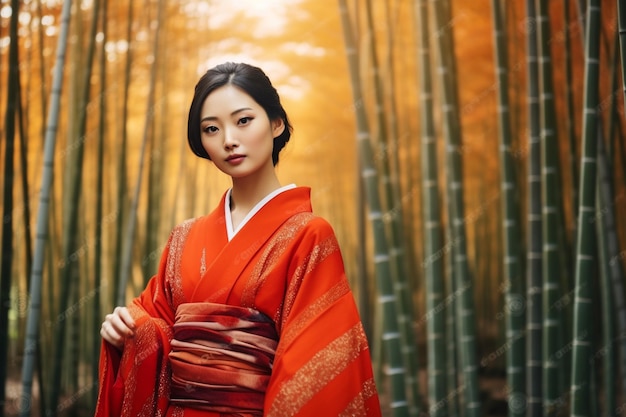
[187,62,293,166]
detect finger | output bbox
[108,311,134,338]
[100,322,124,349]
[116,307,136,330]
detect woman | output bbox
[96,62,381,416]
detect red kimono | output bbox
[95,187,381,417]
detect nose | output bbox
[223,127,238,149]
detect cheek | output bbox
[201,138,218,157]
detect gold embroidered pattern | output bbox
[165,218,196,309]
[240,212,315,307]
[128,318,172,417]
[276,279,350,358]
[200,247,206,276]
[266,322,369,417]
[121,321,157,416]
[339,378,379,417]
[279,234,339,327]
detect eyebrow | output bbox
[200,107,253,122]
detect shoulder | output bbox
[281,213,340,253]
[169,217,201,238]
[284,212,335,236]
[165,215,216,248]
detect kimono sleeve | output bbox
[264,217,381,417]
[94,219,195,417]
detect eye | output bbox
[202,125,218,134]
[238,117,253,126]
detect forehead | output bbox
[201,85,259,115]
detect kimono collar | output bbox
[224,184,297,241]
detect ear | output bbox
[271,118,285,138]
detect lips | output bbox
[225,154,245,164]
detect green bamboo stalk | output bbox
[16,67,33,323]
[563,0,579,225]
[427,3,459,413]
[607,24,619,159]
[588,17,626,410]
[535,0,564,413]
[572,6,626,413]
[92,0,108,403]
[34,3,57,408]
[0,1,20,415]
[431,0,481,415]
[524,0,543,415]
[19,1,72,415]
[601,22,626,409]
[617,0,626,108]
[569,1,600,415]
[143,27,168,281]
[69,274,80,413]
[595,137,616,417]
[356,161,374,344]
[600,148,626,416]
[48,2,100,413]
[16,55,41,408]
[143,122,161,283]
[445,230,459,417]
[490,2,525,415]
[414,0,447,415]
[338,1,409,415]
[113,0,134,304]
[386,1,419,285]
[363,1,420,413]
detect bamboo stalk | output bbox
[92,0,108,403]
[0,0,20,415]
[535,0,565,412]
[112,0,135,305]
[338,1,409,414]
[415,0,447,414]
[563,0,580,227]
[524,0,543,415]
[19,1,73,415]
[617,0,626,108]
[431,0,481,415]
[595,136,616,417]
[569,1,600,415]
[490,1,526,415]
[363,1,420,412]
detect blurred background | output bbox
[0,0,625,416]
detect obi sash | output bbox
[168,302,278,414]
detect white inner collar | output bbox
[225,184,297,241]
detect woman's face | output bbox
[199,85,284,179]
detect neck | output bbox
[230,167,281,213]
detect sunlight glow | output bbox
[196,55,309,101]
[282,42,326,57]
[45,25,57,37]
[41,15,55,26]
[1,5,11,18]
[182,0,307,36]
[19,11,31,25]
[0,37,9,50]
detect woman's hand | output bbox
[100,306,136,350]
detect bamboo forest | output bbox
[1,0,626,416]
